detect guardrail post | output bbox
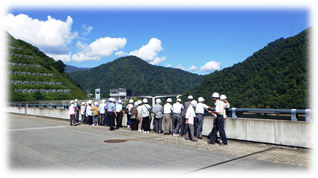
[25,103,28,115]
[232,108,237,118]
[291,109,298,121]
[305,109,311,122]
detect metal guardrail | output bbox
[7,103,311,122]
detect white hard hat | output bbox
[138,100,142,105]
[177,98,181,102]
[118,100,122,103]
[143,98,148,103]
[87,100,92,104]
[81,102,85,105]
[134,102,139,106]
[75,99,78,102]
[188,95,193,100]
[167,98,172,103]
[94,102,98,105]
[102,100,106,103]
[191,100,197,107]
[113,98,116,103]
[212,92,220,98]
[129,99,134,104]
[70,100,74,104]
[198,97,205,102]
[220,95,227,101]
[156,98,161,104]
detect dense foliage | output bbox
[7,32,87,101]
[69,56,203,95]
[181,28,310,109]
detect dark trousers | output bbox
[88,116,93,125]
[130,119,138,130]
[105,113,109,126]
[210,115,227,144]
[116,112,123,128]
[127,114,131,126]
[172,114,181,134]
[142,116,150,132]
[81,114,85,123]
[108,112,115,130]
[185,123,196,141]
[181,116,186,135]
[76,111,79,122]
[70,115,75,126]
[196,114,204,138]
[154,117,162,133]
[100,114,105,125]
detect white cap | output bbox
[191,100,197,107]
[188,95,193,100]
[129,99,134,104]
[177,98,181,102]
[198,97,205,102]
[75,99,78,102]
[118,100,122,103]
[81,102,85,105]
[156,98,161,104]
[143,98,148,103]
[220,95,227,101]
[167,98,172,103]
[212,92,219,98]
[70,100,74,104]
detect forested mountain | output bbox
[65,64,90,73]
[181,28,310,109]
[69,56,203,95]
[6,32,87,101]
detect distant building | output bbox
[109,88,132,99]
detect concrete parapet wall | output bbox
[7,106,311,148]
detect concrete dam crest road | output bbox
[7,113,310,173]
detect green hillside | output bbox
[6,32,87,102]
[181,28,310,109]
[69,56,203,95]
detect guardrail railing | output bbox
[7,103,311,122]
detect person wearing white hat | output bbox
[208,93,230,146]
[140,98,152,133]
[130,101,139,131]
[115,100,123,129]
[80,102,86,123]
[86,100,93,125]
[107,98,117,130]
[74,99,80,122]
[181,95,193,136]
[126,99,134,130]
[195,97,211,139]
[69,100,76,126]
[163,98,173,135]
[185,100,198,142]
[104,98,111,126]
[98,100,106,126]
[172,98,184,136]
[152,98,163,133]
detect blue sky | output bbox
[2,2,311,75]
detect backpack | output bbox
[131,106,137,119]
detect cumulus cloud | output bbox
[47,53,72,63]
[129,38,166,65]
[186,65,197,71]
[166,64,172,67]
[115,51,128,57]
[3,13,77,61]
[176,64,185,70]
[71,37,127,62]
[82,24,93,36]
[200,61,221,73]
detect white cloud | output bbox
[186,65,196,71]
[129,38,166,65]
[2,13,77,59]
[176,64,185,70]
[115,51,128,57]
[71,37,127,62]
[200,61,221,73]
[47,53,72,63]
[82,24,93,36]
[166,64,172,67]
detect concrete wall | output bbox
[7,106,311,148]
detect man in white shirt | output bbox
[208,93,230,146]
[98,100,106,126]
[195,97,211,139]
[172,98,184,136]
[163,98,173,135]
[185,100,198,142]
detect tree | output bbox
[54,60,66,73]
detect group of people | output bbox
[68,92,230,145]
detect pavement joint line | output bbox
[7,125,69,132]
[186,147,275,174]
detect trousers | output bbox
[195,114,204,138]
[70,115,75,126]
[163,113,171,134]
[172,113,181,134]
[210,115,227,144]
[185,123,196,141]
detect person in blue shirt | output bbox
[107,98,117,131]
[115,100,123,129]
